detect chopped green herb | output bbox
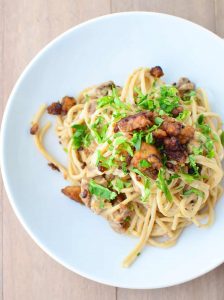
[192,146,203,155]
[197,115,211,135]
[89,179,117,200]
[131,132,143,150]
[139,159,151,168]
[182,90,196,103]
[83,132,93,147]
[145,132,154,144]
[110,178,131,193]
[154,117,164,126]
[220,131,224,146]
[131,167,147,178]
[148,124,159,132]
[137,252,141,256]
[91,116,108,143]
[134,87,155,110]
[112,88,130,110]
[112,111,127,121]
[205,139,215,158]
[167,173,180,185]
[158,86,180,113]
[189,155,199,175]
[156,168,172,201]
[159,109,166,116]
[99,199,105,209]
[130,167,151,202]
[122,162,128,174]
[183,188,204,198]
[96,151,117,169]
[97,96,114,108]
[112,178,124,193]
[97,88,130,111]
[71,124,88,149]
[182,173,195,183]
[114,136,127,146]
[197,114,204,125]
[120,142,134,157]
[176,110,191,121]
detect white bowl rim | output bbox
[1,11,224,289]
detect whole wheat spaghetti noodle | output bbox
[30,66,224,267]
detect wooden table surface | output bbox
[1,0,224,299]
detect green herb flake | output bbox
[196,114,211,135]
[130,167,151,202]
[145,132,154,144]
[192,146,203,155]
[139,159,151,168]
[205,139,215,158]
[220,131,224,146]
[122,162,128,174]
[134,87,155,110]
[91,116,109,144]
[97,96,114,108]
[71,124,88,149]
[154,117,164,126]
[158,86,180,113]
[183,188,204,198]
[131,132,143,150]
[113,178,124,193]
[156,168,172,201]
[89,179,117,200]
[188,155,199,175]
[99,199,105,209]
[167,173,180,185]
[176,110,191,121]
[182,174,195,183]
[197,114,204,125]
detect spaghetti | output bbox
[30,67,224,267]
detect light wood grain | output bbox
[1,0,224,299]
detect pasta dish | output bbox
[30,66,224,267]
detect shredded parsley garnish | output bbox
[220,131,224,146]
[131,132,143,151]
[167,173,180,185]
[156,168,172,201]
[130,167,151,202]
[97,88,130,111]
[89,179,117,200]
[96,150,117,169]
[139,159,151,168]
[205,139,215,158]
[183,188,204,198]
[192,146,203,155]
[145,132,154,144]
[197,114,211,135]
[110,178,130,193]
[188,155,199,175]
[176,110,191,121]
[182,173,196,183]
[196,115,216,158]
[158,86,180,113]
[134,87,155,110]
[71,124,89,149]
[91,116,108,143]
[154,117,164,126]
